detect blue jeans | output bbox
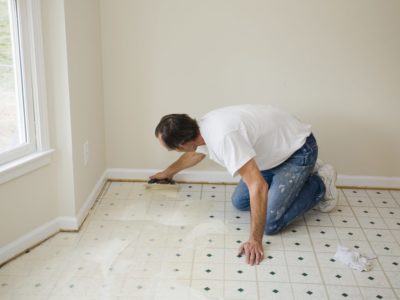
[231,134,325,235]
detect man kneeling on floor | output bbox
[150,104,338,266]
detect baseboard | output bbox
[73,170,108,230]
[0,170,108,265]
[337,175,400,189]
[107,168,400,189]
[0,218,60,265]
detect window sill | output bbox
[0,149,54,185]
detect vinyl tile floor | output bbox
[1,181,400,300]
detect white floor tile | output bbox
[291,283,327,300]
[288,266,323,284]
[360,287,398,300]
[325,285,362,300]
[256,265,290,282]
[224,263,257,281]
[346,196,374,207]
[335,227,366,241]
[258,282,293,299]
[352,270,391,288]
[285,251,318,267]
[223,280,258,299]
[320,267,357,286]
[3,184,400,299]
[190,279,224,299]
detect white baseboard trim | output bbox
[0,170,108,265]
[337,175,400,189]
[107,168,400,189]
[73,170,108,230]
[0,218,59,265]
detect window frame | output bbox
[0,0,53,184]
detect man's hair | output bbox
[155,114,199,150]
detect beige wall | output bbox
[0,0,106,248]
[101,0,400,177]
[64,0,106,213]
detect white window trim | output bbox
[0,0,53,185]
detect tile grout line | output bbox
[362,190,398,293]
[189,183,203,297]
[304,206,332,300]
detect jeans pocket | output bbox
[288,135,318,167]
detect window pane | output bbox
[0,0,25,154]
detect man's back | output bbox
[197,104,312,175]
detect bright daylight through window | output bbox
[0,0,51,183]
[0,0,29,157]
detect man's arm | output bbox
[238,158,268,265]
[150,152,205,180]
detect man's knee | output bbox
[231,194,250,211]
[264,219,284,235]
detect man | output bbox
[151,104,337,266]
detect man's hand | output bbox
[149,170,173,181]
[238,239,264,265]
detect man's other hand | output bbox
[238,239,264,265]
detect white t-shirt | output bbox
[196,104,312,177]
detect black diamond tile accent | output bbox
[273,289,279,293]
[307,290,313,295]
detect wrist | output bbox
[249,236,263,243]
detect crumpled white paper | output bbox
[333,244,376,272]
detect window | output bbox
[0,0,52,184]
